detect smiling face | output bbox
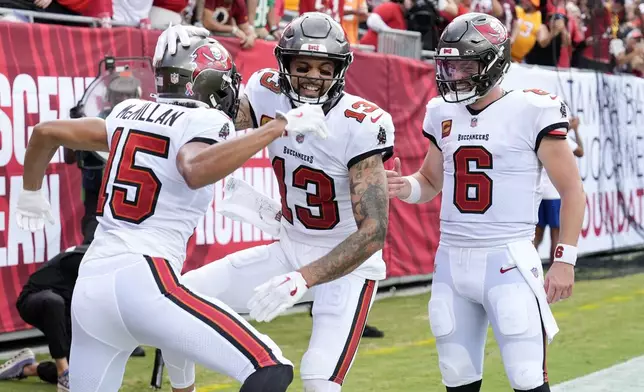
[288,56,337,99]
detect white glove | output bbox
[153,24,211,66]
[248,271,309,322]
[16,190,55,232]
[216,177,282,237]
[276,103,329,148]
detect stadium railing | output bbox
[377,28,422,60]
[0,7,131,26]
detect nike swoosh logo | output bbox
[280,276,297,296]
[294,112,303,118]
[371,113,383,123]
[500,266,517,274]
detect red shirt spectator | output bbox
[205,0,249,25]
[299,0,345,23]
[360,1,407,47]
[558,11,584,67]
[154,0,189,13]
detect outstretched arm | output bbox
[23,118,108,191]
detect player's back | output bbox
[86,98,234,271]
[422,89,569,247]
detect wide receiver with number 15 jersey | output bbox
[387,13,585,392]
[155,12,395,392]
[15,36,332,392]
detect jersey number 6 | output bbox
[453,146,493,214]
[272,157,340,230]
[96,128,170,224]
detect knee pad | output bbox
[36,361,58,384]
[515,382,550,392]
[240,364,293,392]
[446,379,482,392]
[437,343,480,387]
[505,358,545,391]
[303,379,342,392]
[428,283,455,338]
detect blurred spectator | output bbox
[0,0,111,25]
[249,0,283,40]
[577,0,614,71]
[610,26,644,74]
[299,0,344,22]
[406,0,443,50]
[147,0,199,28]
[342,0,369,44]
[511,0,543,62]
[360,0,411,48]
[524,6,571,66]
[203,0,257,48]
[558,1,584,66]
[112,0,154,28]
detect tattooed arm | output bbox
[234,95,256,130]
[298,155,389,287]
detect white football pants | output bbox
[429,242,549,390]
[182,239,378,387]
[69,253,291,392]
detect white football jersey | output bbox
[87,98,234,272]
[244,69,395,279]
[423,89,570,247]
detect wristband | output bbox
[553,243,577,266]
[400,176,421,204]
[232,26,239,35]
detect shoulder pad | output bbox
[425,96,444,110]
[340,95,390,128]
[519,88,564,109]
[248,68,281,95]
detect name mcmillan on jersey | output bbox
[457,133,490,141]
[114,102,186,127]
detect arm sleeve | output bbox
[179,109,236,147]
[421,103,441,151]
[345,111,395,169]
[533,96,570,152]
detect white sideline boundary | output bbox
[552,355,644,392]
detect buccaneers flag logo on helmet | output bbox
[472,18,507,45]
[189,43,233,82]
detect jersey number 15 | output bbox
[96,128,170,224]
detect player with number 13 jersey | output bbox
[157,12,395,392]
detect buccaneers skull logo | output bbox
[472,18,507,45]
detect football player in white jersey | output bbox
[154,12,395,392]
[16,37,330,392]
[387,13,585,392]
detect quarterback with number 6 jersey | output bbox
[155,12,394,392]
[15,36,335,392]
[387,13,585,392]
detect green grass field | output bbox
[3,273,644,392]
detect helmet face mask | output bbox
[435,13,511,105]
[155,37,242,118]
[275,12,353,106]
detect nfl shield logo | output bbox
[470,117,478,127]
[296,134,305,144]
[170,73,179,84]
[531,267,539,278]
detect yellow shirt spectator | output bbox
[285,0,298,11]
[512,5,542,62]
[342,0,368,44]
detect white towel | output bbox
[506,240,560,344]
[216,177,282,237]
